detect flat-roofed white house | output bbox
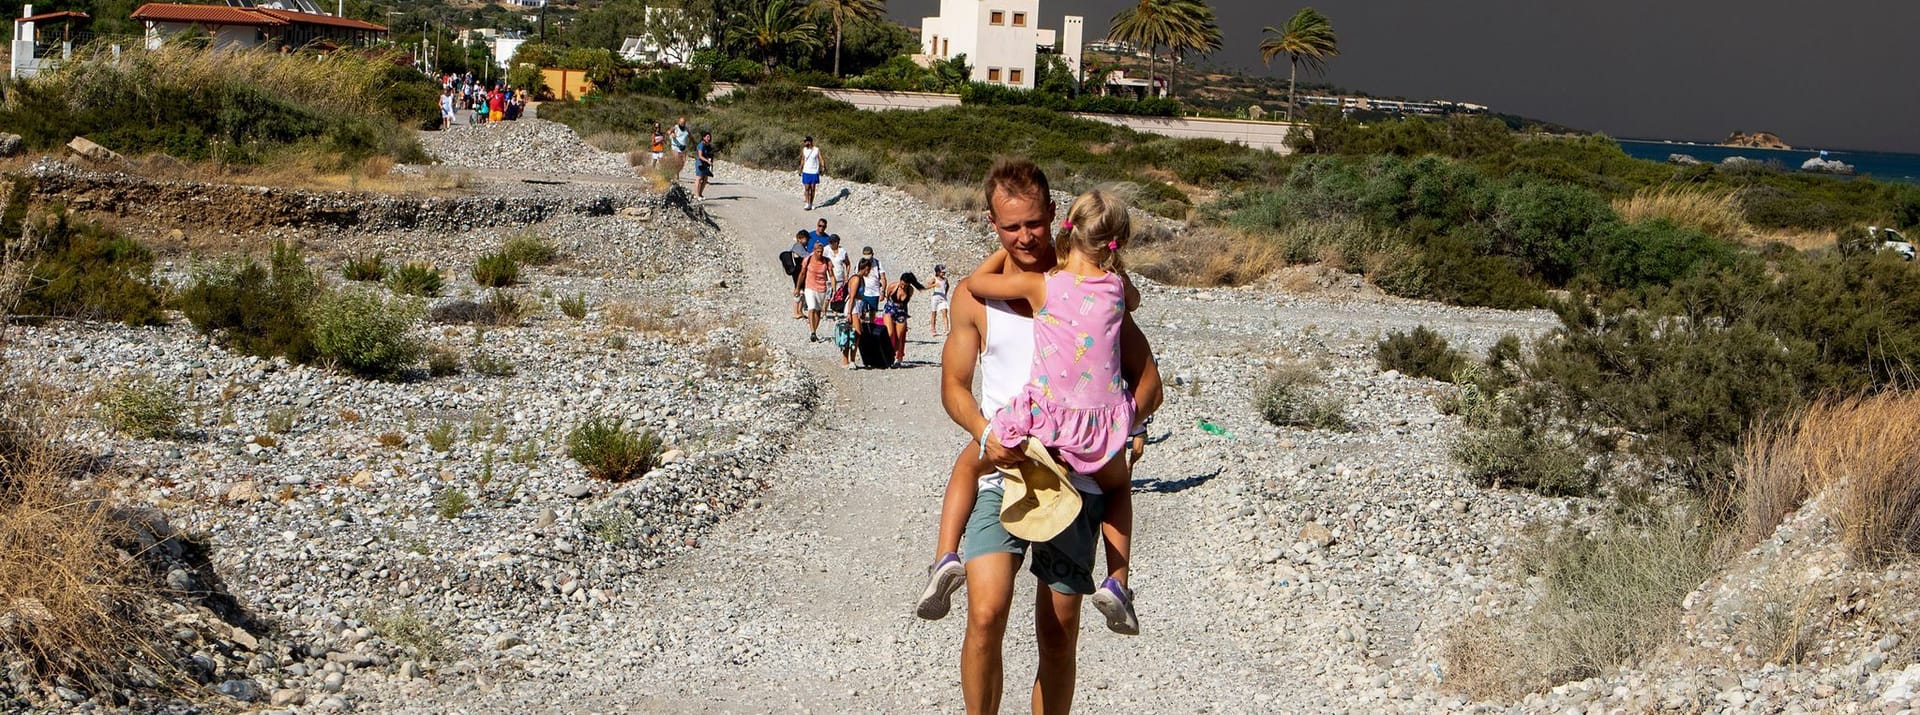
[918,0,1080,90]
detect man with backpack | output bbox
[796,242,833,342]
[783,230,808,320]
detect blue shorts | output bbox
[962,487,1109,595]
[802,172,820,185]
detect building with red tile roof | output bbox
[130,2,385,51]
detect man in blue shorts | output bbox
[800,135,825,210]
[938,158,1162,713]
[693,131,714,201]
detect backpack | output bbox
[779,250,800,277]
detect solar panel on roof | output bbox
[224,0,255,8]
[289,0,320,14]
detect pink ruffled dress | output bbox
[992,270,1136,474]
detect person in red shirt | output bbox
[797,242,833,342]
[488,87,505,122]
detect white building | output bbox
[918,0,1081,90]
[617,7,711,65]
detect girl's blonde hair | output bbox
[1056,189,1132,272]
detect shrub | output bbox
[468,352,517,377]
[177,241,319,363]
[2,200,165,325]
[428,298,489,324]
[341,253,387,282]
[1491,181,1614,284]
[1253,365,1350,431]
[425,345,462,377]
[484,289,529,326]
[501,232,558,266]
[1736,392,1920,563]
[1375,326,1470,382]
[307,287,424,378]
[433,488,470,519]
[96,375,184,439]
[1584,219,1737,290]
[424,422,456,452]
[1453,424,1592,496]
[558,293,587,320]
[565,416,660,482]
[1444,506,1715,699]
[472,252,519,287]
[0,387,178,696]
[388,262,443,297]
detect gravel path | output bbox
[358,125,1564,714]
[5,119,1580,713]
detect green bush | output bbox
[472,252,519,287]
[468,352,517,377]
[341,253,387,282]
[566,416,660,481]
[388,262,443,297]
[1453,424,1592,496]
[625,67,711,103]
[308,286,424,378]
[1491,181,1613,284]
[425,345,462,377]
[2,198,164,325]
[1376,326,1471,382]
[1584,219,1736,290]
[178,241,319,362]
[96,375,184,439]
[558,293,587,320]
[501,232,558,266]
[1254,366,1350,431]
[484,290,528,326]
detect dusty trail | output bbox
[384,121,1560,713]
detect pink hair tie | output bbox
[1107,240,1119,250]
[1060,220,1073,230]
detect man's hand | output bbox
[983,433,1023,470]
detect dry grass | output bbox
[1747,227,1839,252]
[1444,508,1715,699]
[607,297,699,340]
[1132,227,1284,287]
[127,152,473,196]
[582,131,640,154]
[1612,185,1753,242]
[1736,392,1920,563]
[904,182,987,214]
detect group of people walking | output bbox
[437,73,526,129]
[781,217,952,369]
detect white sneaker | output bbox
[916,553,968,620]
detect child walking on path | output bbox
[917,189,1145,634]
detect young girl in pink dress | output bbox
[917,189,1144,634]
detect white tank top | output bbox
[978,299,1102,494]
[802,146,822,174]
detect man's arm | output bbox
[941,281,1020,467]
[1119,313,1162,425]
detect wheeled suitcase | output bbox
[857,319,894,368]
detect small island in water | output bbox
[1721,131,1793,150]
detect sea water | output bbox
[1617,139,1920,185]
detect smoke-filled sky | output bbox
[890,0,1920,154]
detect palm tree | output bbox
[809,0,884,78]
[736,0,820,75]
[1110,0,1219,100]
[1259,7,1339,123]
[1163,0,1221,100]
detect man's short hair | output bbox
[984,158,1051,213]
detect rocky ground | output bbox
[5,117,1915,713]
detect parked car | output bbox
[1869,226,1914,260]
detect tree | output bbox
[808,0,884,78]
[1107,0,1214,100]
[1259,7,1340,123]
[734,0,821,74]
[1163,0,1221,100]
